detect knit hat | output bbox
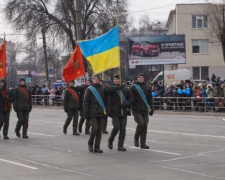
[138,73,145,78]
[114,75,120,79]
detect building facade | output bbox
[166,3,225,81]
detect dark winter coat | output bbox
[130,81,153,115]
[83,83,107,118]
[13,85,32,112]
[105,84,134,117]
[0,87,13,112]
[63,86,80,111]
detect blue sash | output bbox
[117,90,129,112]
[134,84,151,112]
[88,86,107,115]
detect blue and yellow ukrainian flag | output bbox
[78,26,120,74]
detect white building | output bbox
[166,3,225,81]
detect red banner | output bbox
[63,44,85,84]
[0,41,6,79]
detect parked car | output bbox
[131,41,160,57]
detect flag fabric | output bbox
[0,41,6,79]
[63,44,85,84]
[78,26,120,74]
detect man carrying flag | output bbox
[83,75,108,153]
[62,44,86,135]
[0,41,7,79]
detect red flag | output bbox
[63,44,85,84]
[0,41,6,79]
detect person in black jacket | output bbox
[78,79,92,135]
[130,73,154,149]
[13,78,32,138]
[106,75,134,151]
[0,80,13,139]
[63,80,81,135]
[83,75,108,153]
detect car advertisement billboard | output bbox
[128,35,186,68]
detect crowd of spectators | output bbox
[150,75,225,112]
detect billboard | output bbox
[128,35,186,68]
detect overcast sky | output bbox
[0,0,203,42]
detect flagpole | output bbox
[3,33,6,81]
[116,18,123,116]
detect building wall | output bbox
[168,4,225,80]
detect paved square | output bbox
[0,108,225,180]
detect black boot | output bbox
[73,131,80,136]
[108,139,113,149]
[78,124,82,133]
[94,148,103,153]
[22,135,29,139]
[63,125,67,134]
[140,144,149,149]
[118,146,126,151]
[88,145,94,152]
[3,136,9,140]
[15,130,21,137]
[134,138,139,147]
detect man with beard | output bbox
[0,80,13,139]
[130,73,154,149]
[14,78,32,138]
[106,75,134,151]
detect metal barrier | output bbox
[32,95,64,106]
[153,97,225,112]
[31,95,225,112]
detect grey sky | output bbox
[0,0,203,42]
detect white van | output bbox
[153,69,191,85]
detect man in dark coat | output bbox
[106,75,134,151]
[0,80,13,139]
[83,75,108,153]
[78,79,92,135]
[63,80,81,135]
[13,78,32,138]
[130,73,154,149]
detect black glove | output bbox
[149,110,154,116]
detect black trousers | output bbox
[102,116,108,132]
[109,116,127,147]
[15,110,30,135]
[64,109,79,133]
[88,117,103,149]
[0,111,10,137]
[134,113,149,145]
[79,110,90,133]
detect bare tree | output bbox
[205,1,225,62]
[4,0,129,50]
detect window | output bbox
[192,40,208,54]
[193,67,209,80]
[192,15,208,28]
